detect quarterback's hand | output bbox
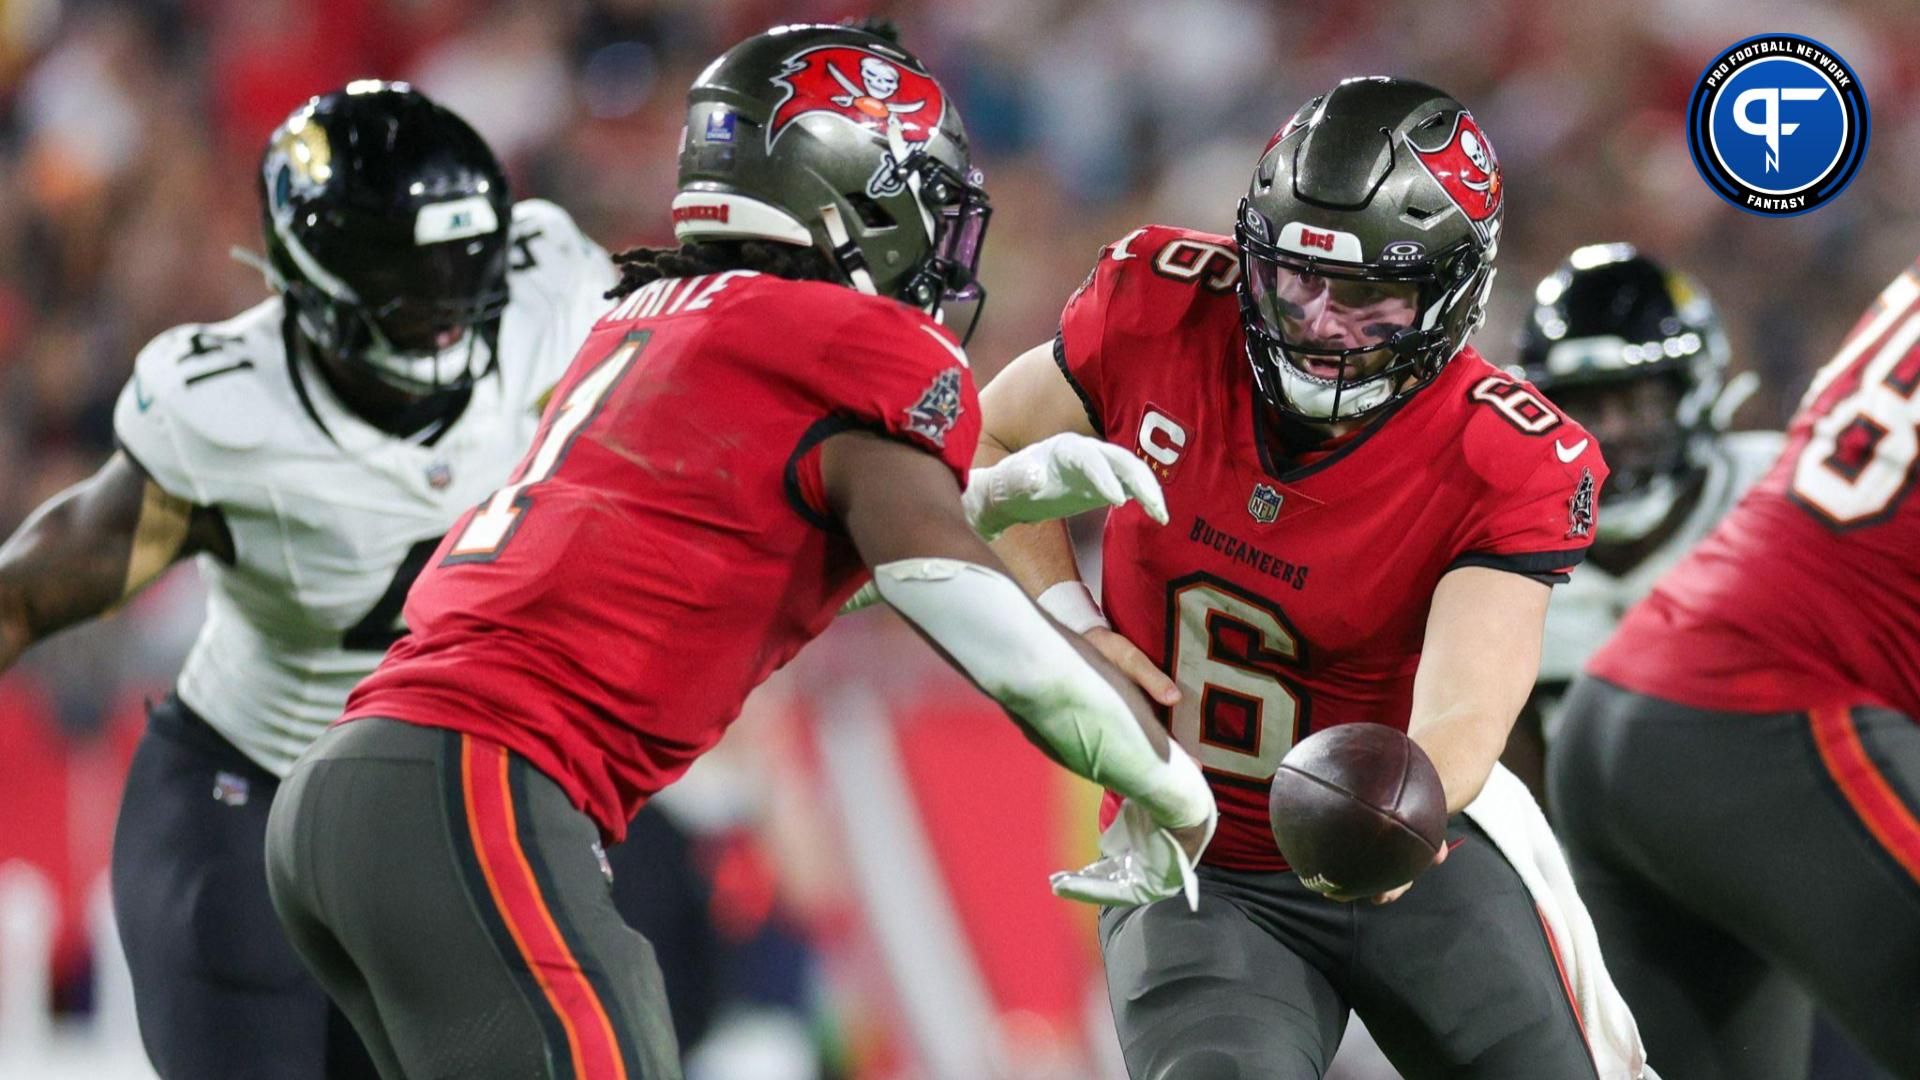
[1049,796,1216,911]
[965,434,1168,541]
[1085,626,1182,707]
[1315,841,1450,905]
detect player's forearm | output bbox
[1411,567,1549,813]
[0,456,195,672]
[1408,704,1514,813]
[874,558,1213,828]
[987,518,1084,599]
[0,503,123,670]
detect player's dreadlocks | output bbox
[605,240,837,300]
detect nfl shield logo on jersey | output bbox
[426,462,453,490]
[1248,482,1284,524]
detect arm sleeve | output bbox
[786,303,984,526]
[1449,440,1609,585]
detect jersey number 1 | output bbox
[447,332,649,561]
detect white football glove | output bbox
[839,433,1167,617]
[1050,792,1217,912]
[964,433,1168,541]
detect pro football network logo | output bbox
[767,46,945,151]
[1686,34,1869,216]
[1404,111,1501,244]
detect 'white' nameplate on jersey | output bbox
[416,196,499,245]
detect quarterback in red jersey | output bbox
[1549,259,1920,1079]
[262,25,1215,1080]
[981,78,1643,1078]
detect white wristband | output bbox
[1037,581,1110,635]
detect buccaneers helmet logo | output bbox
[768,46,946,150]
[1405,111,1503,241]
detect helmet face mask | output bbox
[872,145,992,310]
[1234,78,1503,423]
[259,82,511,405]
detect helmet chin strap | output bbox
[818,203,879,296]
[889,116,938,251]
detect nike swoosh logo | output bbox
[133,374,154,412]
[1555,437,1589,463]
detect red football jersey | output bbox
[344,272,980,842]
[1060,226,1607,871]
[1589,260,1920,719]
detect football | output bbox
[1268,723,1447,899]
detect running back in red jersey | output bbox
[344,271,980,842]
[1060,225,1607,871]
[1590,259,1920,719]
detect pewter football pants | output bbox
[1549,676,1920,1080]
[265,718,682,1080]
[1097,818,1600,1079]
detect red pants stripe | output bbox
[461,735,630,1080]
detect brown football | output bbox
[1268,723,1447,899]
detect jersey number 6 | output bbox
[1165,575,1310,786]
[447,331,649,562]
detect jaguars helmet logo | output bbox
[264,110,333,216]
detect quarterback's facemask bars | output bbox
[1237,249,1448,423]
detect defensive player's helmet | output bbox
[672,24,990,326]
[1518,243,1730,540]
[1236,77,1503,422]
[258,81,510,398]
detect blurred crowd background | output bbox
[1,0,1917,1077]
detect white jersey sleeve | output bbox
[113,304,283,506]
[502,199,616,392]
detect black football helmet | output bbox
[257,81,510,400]
[1236,77,1503,423]
[1518,243,1731,540]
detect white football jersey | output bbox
[1538,430,1784,689]
[112,199,615,776]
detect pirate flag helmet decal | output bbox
[1405,111,1503,244]
[768,46,947,151]
[673,24,990,333]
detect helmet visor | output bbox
[368,289,510,354]
[923,162,991,302]
[1245,256,1422,363]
